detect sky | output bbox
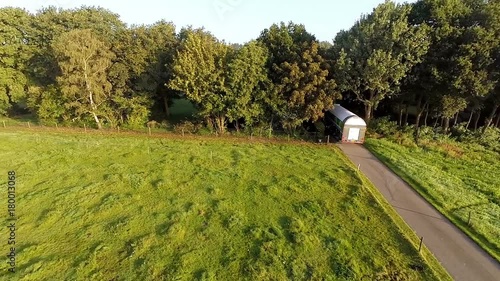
[0,0,415,43]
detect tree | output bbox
[482,0,500,129]
[52,29,115,129]
[405,0,498,132]
[333,1,430,123]
[168,28,230,134]
[258,22,339,131]
[441,94,467,131]
[108,20,178,126]
[0,8,33,115]
[225,41,270,130]
[29,6,126,86]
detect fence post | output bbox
[27,121,31,128]
[148,126,152,136]
[84,124,87,133]
[55,123,58,129]
[419,237,424,252]
[468,211,472,226]
[327,135,330,144]
[2,121,5,128]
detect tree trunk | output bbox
[453,112,459,127]
[365,103,373,124]
[433,116,439,129]
[443,117,450,132]
[414,96,424,128]
[398,99,404,126]
[495,112,500,128]
[414,98,426,144]
[215,114,225,135]
[91,112,102,129]
[474,110,481,130]
[84,59,102,129]
[403,104,409,126]
[484,104,498,128]
[399,107,404,126]
[415,111,423,129]
[466,111,474,129]
[235,120,240,132]
[164,96,170,117]
[424,104,429,127]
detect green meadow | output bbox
[366,138,500,262]
[0,130,448,280]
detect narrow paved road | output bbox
[338,144,500,281]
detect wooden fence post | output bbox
[2,121,5,128]
[148,126,152,136]
[84,124,87,133]
[419,237,424,252]
[27,122,31,128]
[327,135,330,144]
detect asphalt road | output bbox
[337,144,500,281]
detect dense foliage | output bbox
[1,0,500,136]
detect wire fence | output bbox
[0,119,341,145]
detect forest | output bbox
[1,0,499,138]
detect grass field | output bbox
[0,130,449,280]
[365,138,500,262]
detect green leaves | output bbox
[169,28,230,132]
[334,1,430,122]
[259,22,340,131]
[52,29,114,128]
[226,41,269,127]
[0,8,33,115]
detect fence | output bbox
[0,119,342,145]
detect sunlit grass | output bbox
[365,138,500,262]
[0,131,444,280]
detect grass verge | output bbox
[365,138,499,262]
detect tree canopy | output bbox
[1,0,500,134]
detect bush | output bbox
[369,117,399,137]
[243,123,273,138]
[450,123,475,142]
[173,121,201,135]
[476,127,500,152]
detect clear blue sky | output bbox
[1,0,415,43]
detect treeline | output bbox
[1,0,499,135]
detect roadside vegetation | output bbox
[0,131,449,280]
[366,118,500,261]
